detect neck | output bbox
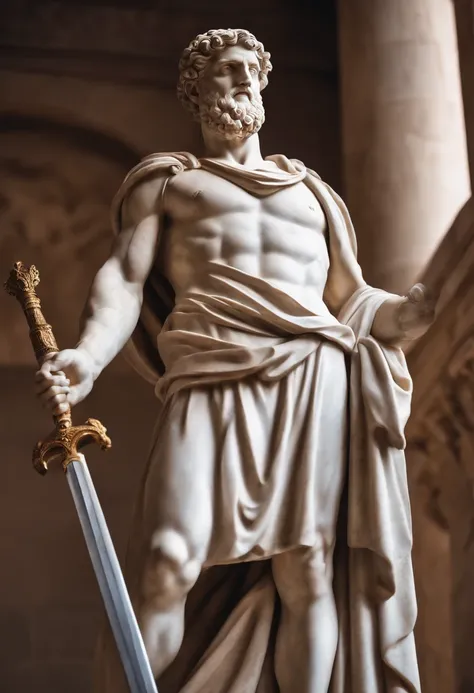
[201,127,265,168]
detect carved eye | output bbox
[220,64,232,74]
[249,66,259,76]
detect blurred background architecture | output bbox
[0,1,473,691]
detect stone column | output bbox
[338,0,470,293]
[453,0,474,182]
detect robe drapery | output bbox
[109,153,421,693]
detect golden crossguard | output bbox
[4,261,111,474]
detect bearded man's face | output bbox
[197,44,265,141]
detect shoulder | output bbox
[123,176,165,225]
[126,151,201,184]
[267,154,323,182]
[111,151,200,230]
[287,158,322,181]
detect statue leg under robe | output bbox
[97,341,349,692]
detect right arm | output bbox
[35,177,164,413]
[77,177,162,377]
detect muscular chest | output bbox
[166,170,325,229]
[161,168,329,292]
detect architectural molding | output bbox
[0,1,338,84]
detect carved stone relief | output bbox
[406,198,474,693]
[0,120,136,369]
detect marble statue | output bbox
[35,29,434,693]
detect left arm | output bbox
[305,173,436,343]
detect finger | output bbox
[35,364,67,385]
[36,361,55,379]
[406,284,426,303]
[48,369,66,380]
[40,373,69,387]
[40,396,68,413]
[42,395,69,411]
[53,401,70,415]
[37,357,65,374]
[35,370,68,388]
[39,385,70,404]
[66,387,81,407]
[40,351,75,374]
[407,283,437,306]
[35,374,70,394]
[34,376,70,395]
[49,393,69,406]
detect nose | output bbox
[238,64,252,86]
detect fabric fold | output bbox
[338,287,419,693]
[156,262,356,401]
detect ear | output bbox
[185,82,200,105]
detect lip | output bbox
[234,90,251,98]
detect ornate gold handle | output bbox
[5,261,72,431]
[4,261,111,474]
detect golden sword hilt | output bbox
[4,261,112,475]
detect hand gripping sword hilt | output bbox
[4,261,112,475]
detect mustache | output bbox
[230,86,253,98]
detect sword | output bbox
[4,261,158,693]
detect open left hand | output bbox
[397,283,437,340]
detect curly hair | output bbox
[177,28,272,120]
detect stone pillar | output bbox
[338,0,470,293]
[453,0,474,182]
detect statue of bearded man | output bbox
[36,28,433,693]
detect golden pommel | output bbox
[4,261,112,475]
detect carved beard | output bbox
[198,91,265,141]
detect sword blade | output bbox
[66,456,158,693]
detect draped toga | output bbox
[104,152,421,693]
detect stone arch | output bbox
[0,113,140,368]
